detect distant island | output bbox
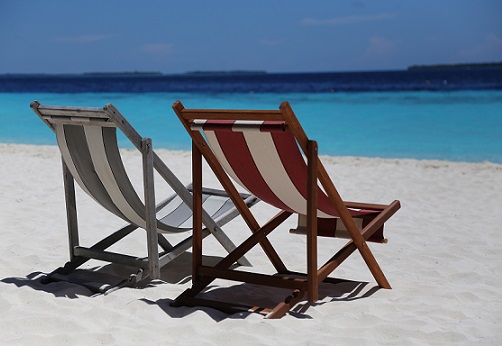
[83,71,162,76]
[185,70,267,75]
[408,62,502,70]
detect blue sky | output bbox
[1,0,501,74]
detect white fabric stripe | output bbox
[55,124,94,198]
[84,126,146,228]
[190,119,207,130]
[243,131,333,218]
[177,218,193,229]
[176,195,233,228]
[231,120,265,132]
[204,131,248,190]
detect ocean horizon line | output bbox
[2,142,501,166]
[2,61,502,77]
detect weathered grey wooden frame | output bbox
[31,101,255,290]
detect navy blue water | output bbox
[1,68,502,163]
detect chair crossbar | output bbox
[73,247,150,270]
[198,266,309,291]
[191,119,287,133]
[180,109,284,121]
[42,115,117,127]
[37,105,110,118]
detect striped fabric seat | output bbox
[55,122,240,233]
[192,119,384,242]
[172,100,400,318]
[31,101,257,289]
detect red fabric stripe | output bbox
[271,130,371,217]
[207,120,375,219]
[317,213,384,243]
[270,131,341,216]
[200,120,236,131]
[213,130,294,212]
[259,121,286,132]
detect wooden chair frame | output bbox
[171,100,400,318]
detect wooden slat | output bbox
[266,289,305,319]
[104,104,143,150]
[306,139,319,302]
[192,142,203,283]
[198,266,309,291]
[142,138,160,279]
[37,106,109,118]
[42,116,117,127]
[181,109,284,121]
[344,201,389,210]
[73,247,149,269]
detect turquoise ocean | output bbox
[1,70,501,163]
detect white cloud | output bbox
[486,33,502,46]
[259,39,282,47]
[55,34,115,43]
[457,33,502,61]
[366,36,396,57]
[353,36,396,69]
[143,43,173,54]
[300,13,396,26]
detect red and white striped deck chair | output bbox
[30,101,257,292]
[172,100,400,318]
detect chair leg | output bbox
[192,142,203,283]
[62,160,79,261]
[306,140,319,302]
[142,138,160,279]
[42,223,141,287]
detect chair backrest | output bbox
[32,101,154,227]
[32,100,228,235]
[174,100,387,242]
[177,101,370,219]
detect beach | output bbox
[1,143,501,345]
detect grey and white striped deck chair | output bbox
[31,101,257,291]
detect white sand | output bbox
[1,143,501,345]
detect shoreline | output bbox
[1,143,500,343]
[2,142,501,167]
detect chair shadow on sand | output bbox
[0,252,196,299]
[142,269,381,321]
[1,251,379,320]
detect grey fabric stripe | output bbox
[174,195,237,229]
[59,124,241,235]
[158,194,210,228]
[55,124,93,198]
[205,197,236,221]
[157,193,238,230]
[62,125,127,220]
